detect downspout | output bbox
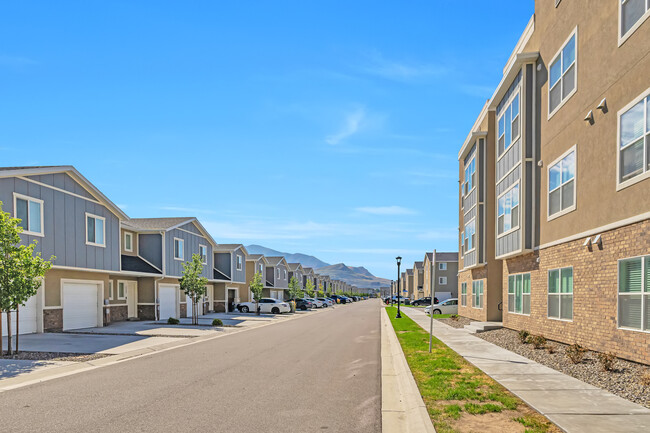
[154,230,166,321]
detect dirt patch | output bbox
[1,351,110,362]
[438,316,472,329]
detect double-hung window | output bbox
[463,156,476,196]
[236,255,243,270]
[461,283,467,306]
[439,277,447,285]
[14,193,44,236]
[118,281,126,300]
[283,270,287,279]
[174,238,184,260]
[618,255,650,331]
[439,263,447,271]
[199,245,207,264]
[549,29,577,116]
[497,184,519,235]
[464,219,476,252]
[620,0,650,41]
[548,148,576,218]
[498,92,520,156]
[124,232,133,252]
[472,280,484,308]
[548,267,573,320]
[86,213,106,247]
[508,273,531,315]
[618,91,649,186]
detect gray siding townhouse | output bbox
[302,267,315,289]
[0,166,128,333]
[120,217,216,320]
[245,254,268,303]
[213,244,249,312]
[265,256,289,300]
[287,263,304,289]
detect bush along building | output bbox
[458,1,650,364]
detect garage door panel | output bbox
[63,282,99,331]
[1,295,38,336]
[159,285,177,320]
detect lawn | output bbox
[385,306,559,433]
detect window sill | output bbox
[497,225,520,239]
[174,257,184,261]
[507,311,530,317]
[617,325,650,334]
[86,242,106,248]
[617,170,650,192]
[547,204,577,222]
[547,316,573,323]
[21,230,44,237]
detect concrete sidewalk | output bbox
[401,307,650,433]
[381,307,436,433]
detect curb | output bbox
[381,307,436,433]
[0,306,332,393]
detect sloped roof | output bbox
[406,269,414,275]
[121,255,162,274]
[214,244,249,255]
[425,252,433,261]
[124,217,216,246]
[414,261,424,269]
[0,165,128,220]
[265,256,287,267]
[287,263,303,271]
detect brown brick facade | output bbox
[457,267,490,321]
[138,305,156,320]
[502,220,650,365]
[43,309,62,331]
[107,305,128,323]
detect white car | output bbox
[424,298,459,315]
[237,298,291,314]
[306,298,325,308]
[317,297,334,306]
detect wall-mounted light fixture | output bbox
[584,110,594,124]
[593,234,602,248]
[583,237,592,248]
[596,98,608,113]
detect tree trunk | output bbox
[15,305,19,354]
[0,308,3,356]
[6,310,12,356]
[256,301,260,316]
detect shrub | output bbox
[167,317,180,325]
[212,318,223,327]
[529,335,547,349]
[597,351,617,372]
[640,370,650,387]
[546,344,557,354]
[566,343,587,364]
[518,330,530,344]
[450,314,459,321]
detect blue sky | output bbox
[0,1,533,280]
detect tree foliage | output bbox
[0,201,54,354]
[249,272,264,315]
[179,253,208,325]
[287,276,303,299]
[304,279,315,297]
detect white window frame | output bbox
[619,0,650,46]
[460,282,467,307]
[276,268,280,279]
[85,212,106,247]
[13,193,45,237]
[507,273,531,316]
[463,218,476,253]
[497,182,520,238]
[439,262,447,271]
[547,266,574,321]
[547,145,577,221]
[108,281,114,300]
[199,244,207,264]
[472,280,484,309]
[438,276,447,285]
[283,269,287,279]
[259,263,263,274]
[236,255,242,271]
[497,89,521,159]
[548,27,578,119]
[617,87,650,191]
[617,254,650,333]
[124,232,133,252]
[463,153,476,197]
[117,280,127,301]
[174,237,184,261]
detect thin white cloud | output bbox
[326,108,366,145]
[360,50,447,81]
[355,206,417,216]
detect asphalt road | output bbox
[0,300,382,433]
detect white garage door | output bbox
[159,285,178,320]
[63,282,100,331]
[1,294,38,336]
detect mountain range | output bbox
[245,245,390,289]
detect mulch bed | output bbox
[1,351,109,362]
[477,328,650,409]
[437,316,473,329]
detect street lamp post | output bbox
[396,256,402,319]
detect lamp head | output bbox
[396,256,402,266]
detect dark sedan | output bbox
[289,298,313,311]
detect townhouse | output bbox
[302,267,315,289]
[405,269,414,300]
[287,263,304,289]
[413,261,424,299]
[213,244,249,312]
[265,256,289,300]
[246,254,268,301]
[458,1,650,364]
[121,217,217,320]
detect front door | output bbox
[127,281,138,318]
[227,289,236,312]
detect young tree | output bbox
[249,272,264,315]
[304,279,315,297]
[179,253,208,325]
[0,202,53,355]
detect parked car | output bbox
[330,295,346,304]
[317,297,334,306]
[289,298,313,311]
[237,298,291,314]
[306,298,325,308]
[411,297,439,306]
[424,298,459,315]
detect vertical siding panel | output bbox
[53,190,66,265]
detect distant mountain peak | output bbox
[245,245,330,270]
